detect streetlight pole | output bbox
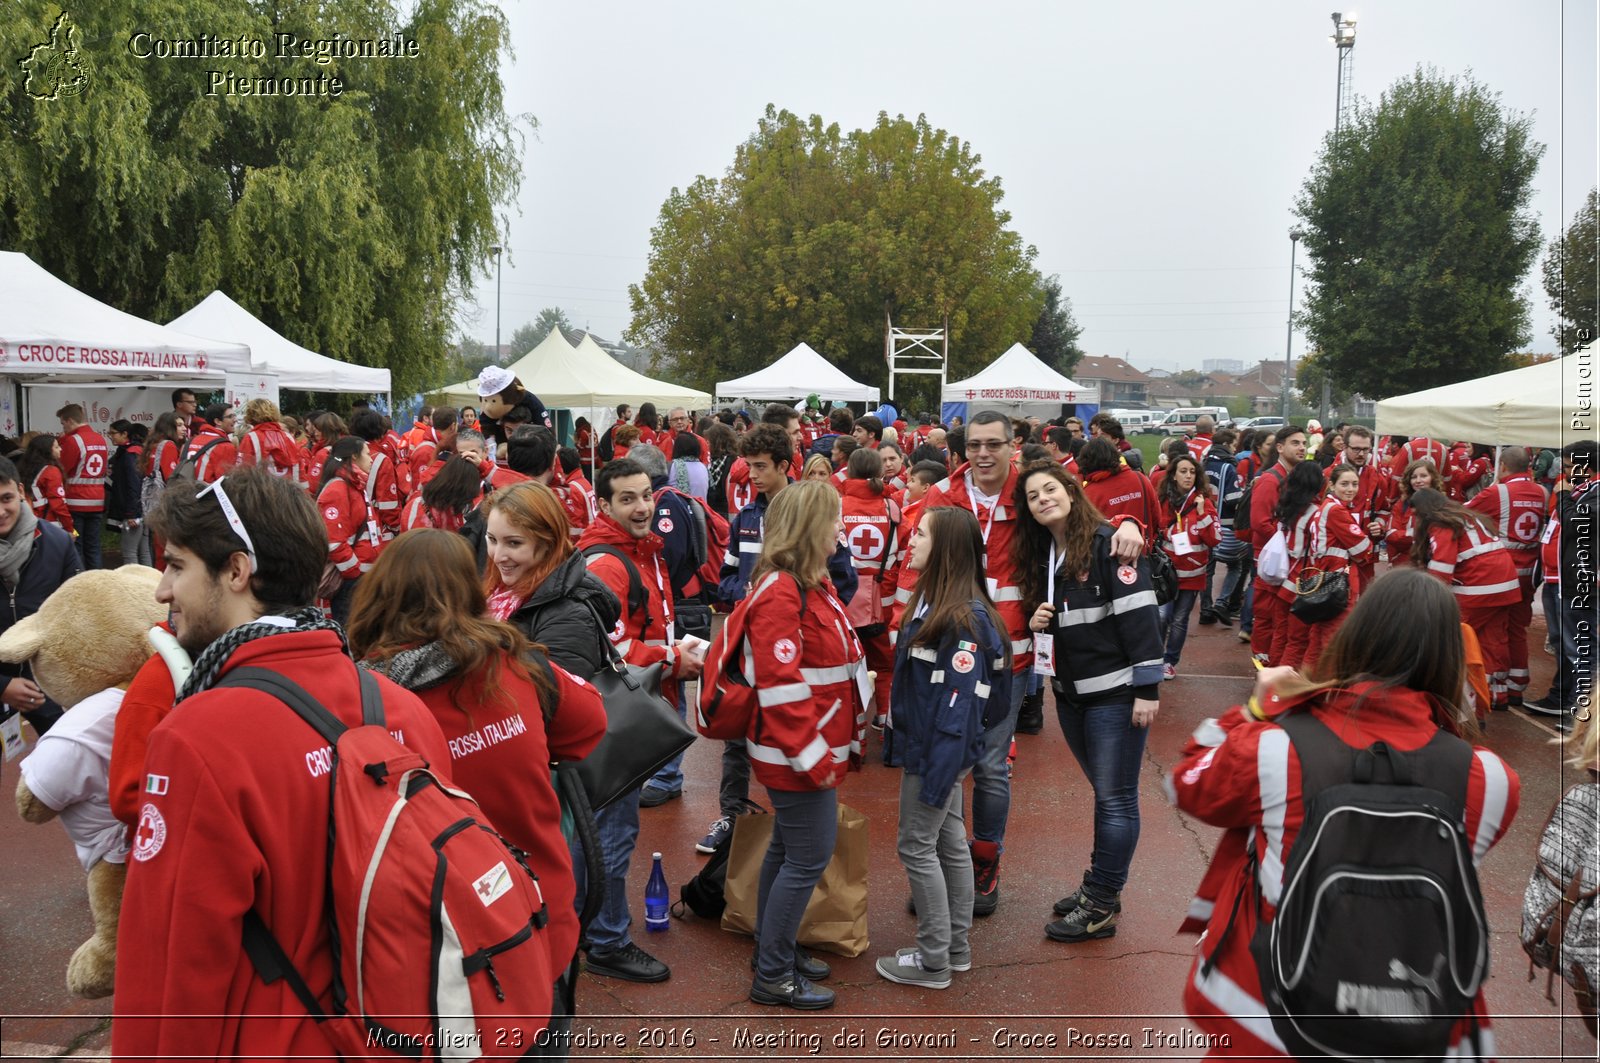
[490,243,503,360]
[1283,229,1302,421]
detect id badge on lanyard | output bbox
[1,707,25,761]
[1033,542,1061,677]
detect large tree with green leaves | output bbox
[1293,68,1543,399]
[1542,188,1598,353]
[0,0,525,399]
[627,106,1042,393]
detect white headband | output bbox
[196,479,258,575]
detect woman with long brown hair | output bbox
[878,506,1010,990]
[1012,460,1163,943]
[348,529,607,1053]
[1169,568,1518,1058]
[1386,458,1443,566]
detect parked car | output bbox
[1237,415,1286,433]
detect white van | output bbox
[1107,409,1161,434]
[1157,406,1231,436]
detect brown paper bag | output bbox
[720,800,870,957]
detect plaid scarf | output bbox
[175,606,348,704]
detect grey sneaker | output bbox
[948,949,973,972]
[875,947,952,989]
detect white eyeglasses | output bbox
[196,479,259,574]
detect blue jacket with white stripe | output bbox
[717,489,858,606]
[890,601,1011,808]
[1047,525,1165,708]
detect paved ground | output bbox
[2,588,1592,1060]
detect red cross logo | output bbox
[135,820,157,846]
[848,524,884,561]
[196,355,208,371]
[476,878,496,899]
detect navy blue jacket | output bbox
[648,472,700,599]
[0,520,84,714]
[890,601,1011,808]
[717,489,857,605]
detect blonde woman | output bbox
[238,399,304,486]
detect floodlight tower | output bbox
[1322,12,1357,423]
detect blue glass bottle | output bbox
[645,851,669,932]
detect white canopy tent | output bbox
[1374,350,1599,449]
[716,342,881,404]
[941,342,1101,421]
[169,291,391,395]
[0,251,252,381]
[438,329,711,410]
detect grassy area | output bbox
[1130,431,1168,469]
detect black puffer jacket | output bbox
[508,549,620,680]
[1,521,83,730]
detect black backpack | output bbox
[1233,463,1285,536]
[580,544,650,635]
[1222,712,1488,1061]
[673,803,764,920]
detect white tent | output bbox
[0,251,252,380]
[1374,350,1599,449]
[942,342,1101,409]
[438,329,711,409]
[716,342,880,404]
[169,291,391,395]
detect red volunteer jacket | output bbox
[839,478,900,630]
[1247,461,1292,559]
[578,513,679,707]
[1082,465,1157,545]
[1445,446,1492,502]
[184,423,237,484]
[1157,491,1219,588]
[1185,434,1213,463]
[29,466,74,533]
[1281,495,1371,602]
[888,494,927,637]
[1465,473,1546,584]
[317,472,380,580]
[238,423,304,488]
[723,455,804,516]
[409,433,439,486]
[411,655,606,980]
[658,428,710,465]
[1385,502,1418,567]
[1388,436,1447,478]
[304,443,331,490]
[1341,461,1394,546]
[60,423,108,514]
[1422,523,1521,607]
[380,430,413,494]
[112,631,452,1062]
[365,449,406,540]
[910,463,1031,670]
[1168,683,1518,1059]
[742,570,869,790]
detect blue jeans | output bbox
[1056,698,1147,901]
[755,787,837,983]
[1543,583,1593,711]
[1202,546,1249,614]
[972,667,1027,850]
[1160,589,1198,666]
[571,788,641,950]
[75,512,103,569]
[646,702,688,794]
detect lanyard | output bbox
[964,472,999,545]
[1047,540,1064,590]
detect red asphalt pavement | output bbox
[1,589,1592,1060]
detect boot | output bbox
[1015,690,1044,735]
[971,839,1000,917]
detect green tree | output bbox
[1542,188,1598,353]
[512,306,572,354]
[1029,275,1084,377]
[1293,68,1543,399]
[1287,349,1353,415]
[627,106,1042,392]
[0,0,526,399]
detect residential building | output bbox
[1074,355,1151,407]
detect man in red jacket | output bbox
[575,458,704,984]
[1466,448,1548,707]
[1338,426,1393,591]
[1248,425,1307,664]
[114,467,452,1061]
[55,403,109,569]
[184,403,240,484]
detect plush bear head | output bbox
[0,566,166,706]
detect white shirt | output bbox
[19,688,128,871]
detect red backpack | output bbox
[222,665,554,1059]
[695,572,804,740]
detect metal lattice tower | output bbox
[1332,13,1357,142]
[885,309,948,404]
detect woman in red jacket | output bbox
[238,399,304,487]
[19,434,74,534]
[740,480,868,1012]
[1410,487,1523,710]
[349,529,607,1050]
[1275,461,1372,671]
[1155,453,1217,680]
[1385,459,1442,566]
[315,435,378,625]
[1168,568,1517,1059]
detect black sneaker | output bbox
[750,974,836,1010]
[585,941,670,982]
[1525,693,1568,716]
[638,785,681,808]
[1197,610,1217,626]
[1045,895,1120,942]
[1052,885,1123,918]
[1213,606,1234,626]
[1555,712,1578,735]
[750,946,831,981]
[972,858,1000,918]
[1015,691,1044,735]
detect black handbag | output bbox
[1289,566,1350,623]
[1146,548,1180,607]
[574,604,696,811]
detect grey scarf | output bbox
[0,505,39,589]
[176,607,348,704]
[359,640,459,692]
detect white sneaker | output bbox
[875,947,952,989]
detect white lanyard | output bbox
[964,472,999,545]
[1047,540,1064,590]
[645,549,674,641]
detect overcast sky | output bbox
[460,0,1597,375]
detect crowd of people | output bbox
[3,377,1593,1058]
